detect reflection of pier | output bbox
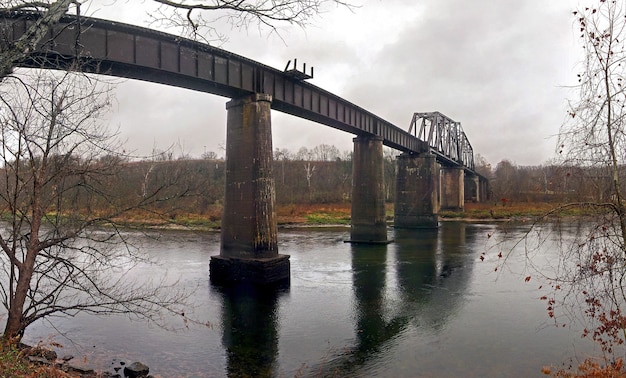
[351,244,406,360]
[304,223,475,376]
[395,223,471,331]
[217,283,288,377]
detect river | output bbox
[16,221,598,377]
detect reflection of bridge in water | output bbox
[318,224,476,376]
[1,12,488,284]
[215,224,477,377]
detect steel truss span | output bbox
[409,112,475,171]
[0,11,475,172]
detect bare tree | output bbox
[201,150,218,160]
[552,1,626,359]
[474,153,492,179]
[295,146,312,161]
[311,144,340,161]
[0,67,190,341]
[492,159,517,203]
[273,147,291,186]
[563,0,626,222]
[492,1,626,371]
[304,161,315,193]
[383,147,395,201]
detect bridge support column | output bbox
[464,174,480,202]
[348,135,388,243]
[210,93,290,285]
[394,153,439,228]
[480,176,489,202]
[441,167,464,211]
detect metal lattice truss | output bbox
[408,112,475,170]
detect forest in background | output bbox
[75,143,618,223]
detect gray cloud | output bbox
[339,1,578,165]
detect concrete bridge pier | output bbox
[479,176,489,202]
[348,135,389,243]
[210,93,290,285]
[441,167,464,211]
[464,174,489,203]
[394,153,440,229]
[464,174,480,202]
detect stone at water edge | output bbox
[61,354,74,361]
[123,361,150,377]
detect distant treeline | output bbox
[143,144,397,214]
[0,144,396,223]
[481,158,623,204]
[3,144,617,222]
[139,147,398,216]
[79,150,625,217]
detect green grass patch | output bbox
[0,342,30,377]
[441,203,612,220]
[439,211,466,219]
[0,342,61,377]
[385,207,395,221]
[305,211,351,225]
[170,216,221,229]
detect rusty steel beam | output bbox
[0,11,475,171]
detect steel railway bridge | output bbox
[0,11,488,284]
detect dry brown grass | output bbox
[276,203,352,225]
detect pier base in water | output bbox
[210,255,290,285]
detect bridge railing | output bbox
[409,112,475,171]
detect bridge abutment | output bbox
[394,153,440,229]
[210,93,290,285]
[441,167,465,211]
[348,135,389,243]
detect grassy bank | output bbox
[276,203,352,225]
[441,202,606,220]
[283,201,605,224]
[0,341,74,377]
[89,201,606,231]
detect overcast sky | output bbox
[84,0,581,166]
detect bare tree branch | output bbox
[0,66,200,341]
[0,0,75,78]
[149,0,355,43]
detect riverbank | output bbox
[439,201,601,220]
[110,202,602,231]
[0,341,90,377]
[0,341,153,377]
[281,201,605,223]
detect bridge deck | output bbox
[0,11,475,171]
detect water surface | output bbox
[16,222,598,377]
